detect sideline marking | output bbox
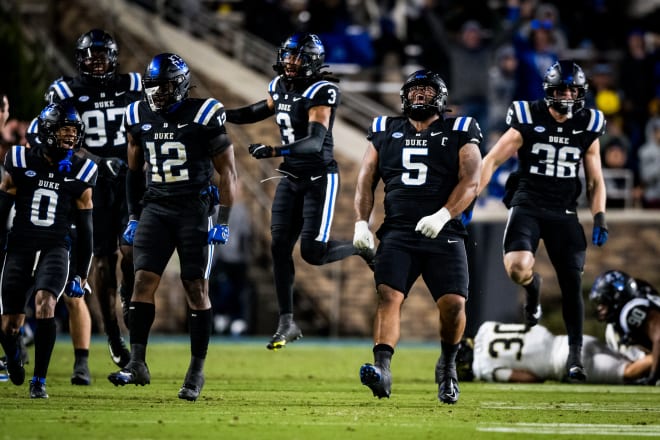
[478,423,660,437]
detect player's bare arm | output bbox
[583,138,607,215]
[354,143,379,222]
[444,142,482,217]
[212,144,238,211]
[478,127,523,195]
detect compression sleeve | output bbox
[75,208,93,279]
[225,100,274,124]
[274,121,327,157]
[126,168,145,218]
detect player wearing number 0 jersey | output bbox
[470,321,651,384]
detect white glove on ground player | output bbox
[415,207,451,239]
[353,220,375,251]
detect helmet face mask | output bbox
[76,29,118,83]
[143,53,191,113]
[400,70,448,121]
[543,60,587,118]
[274,33,325,84]
[589,270,638,322]
[37,103,85,161]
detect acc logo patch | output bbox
[392,132,403,138]
[79,96,90,102]
[141,124,152,131]
[534,126,546,133]
[25,170,37,177]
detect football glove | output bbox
[208,224,229,245]
[100,157,127,179]
[415,207,451,239]
[592,212,608,247]
[353,220,375,252]
[249,143,274,159]
[65,276,86,298]
[122,219,138,245]
[200,185,220,206]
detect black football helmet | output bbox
[143,53,191,113]
[37,103,85,160]
[400,70,448,121]
[75,29,118,83]
[456,338,475,382]
[273,33,325,84]
[589,270,638,322]
[542,60,588,118]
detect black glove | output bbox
[99,157,127,179]
[249,143,274,159]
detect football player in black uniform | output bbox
[225,33,373,351]
[590,270,660,385]
[478,60,608,383]
[107,53,237,402]
[0,103,97,398]
[353,70,482,403]
[47,29,142,370]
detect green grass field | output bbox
[2,337,660,439]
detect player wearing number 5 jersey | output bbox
[478,60,608,383]
[226,33,373,351]
[46,29,143,370]
[462,321,651,384]
[107,53,237,402]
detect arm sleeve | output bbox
[75,208,93,279]
[275,121,327,157]
[225,100,274,124]
[0,190,15,244]
[126,168,145,218]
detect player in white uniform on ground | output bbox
[460,321,651,384]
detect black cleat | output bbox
[108,337,131,368]
[178,369,205,402]
[29,379,48,399]
[266,320,302,351]
[71,363,91,386]
[437,377,460,404]
[108,361,150,386]
[357,247,376,272]
[359,363,391,398]
[566,364,587,383]
[6,352,25,386]
[524,304,542,328]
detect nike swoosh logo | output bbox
[431,131,442,136]
[448,239,458,243]
[572,129,583,134]
[115,91,126,96]
[177,123,188,128]
[310,175,323,181]
[64,178,76,182]
[293,97,302,101]
[565,209,576,214]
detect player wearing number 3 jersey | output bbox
[478,60,608,383]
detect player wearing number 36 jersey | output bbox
[478,60,609,383]
[465,321,651,384]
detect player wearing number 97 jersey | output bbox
[467,321,651,384]
[478,60,609,383]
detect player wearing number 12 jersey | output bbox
[478,60,608,383]
[46,29,143,370]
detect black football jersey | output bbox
[4,145,97,246]
[267,76,339,172]
[506,100,606,210]
[368,115,482,234]
[614,293,660,350]
[47,73,142,160]
[124,98,230,200]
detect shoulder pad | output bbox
[127,72,142,92]
[193,98,223,125]
[302,81,336,99]
[9,145,28,169]
[511,101,533,124]
[586,109,606,133]
[371,116,388,133]
[452,116,475,132]
[50,79,75,100]
[75,158,98,183]
[268,77,281,93]
[125,101,143,126]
